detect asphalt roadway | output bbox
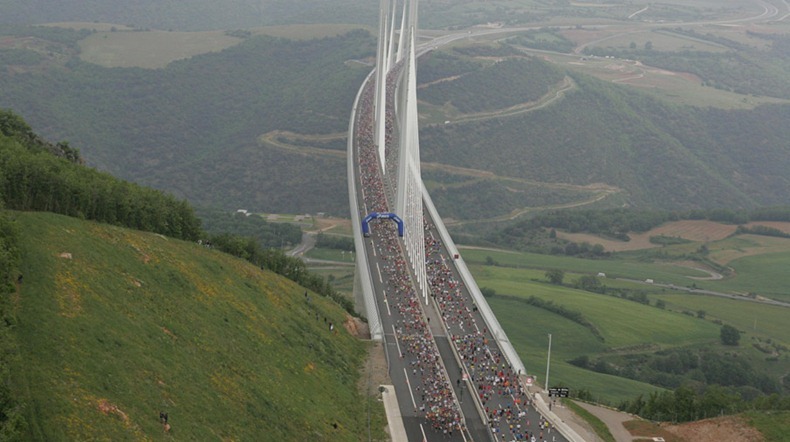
[362,225,481,441]
[421,216,568,442]
[359,213,568,442]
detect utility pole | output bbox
[545,333,552,393]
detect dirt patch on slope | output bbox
[663,415,764,442]
[343,315,369,339]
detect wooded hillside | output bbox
[0,28,374,215]
[2,26,790,220]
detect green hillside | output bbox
[9,211,383,440]
[0,27,374,216]
[420,69,790,211]
[3,27,790,219]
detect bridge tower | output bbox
[374,0,390,172]
[394,26,427,300]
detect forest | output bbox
[418,56,564,113]
[616,385,790,423]
[0,0,639,32]
[0,0,381,31]
[0,26,374,215]
[198,207,302,249]
[0,110,201,241]
[420,70,790,212]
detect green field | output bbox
[488,297,666,403]
[461,247,709,282]
[461,239,790,303]
[712,252,790,302]
[587,29,730,53]
[10,211,384,440]
[464,245,789,403]
[305,247,356,264]
[477,266,719,348]
[655,294,790,345]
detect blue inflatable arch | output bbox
[361,212,404,237]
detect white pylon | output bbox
[387,0,398,71]
[396,0,408,62]
[374,0,390,173]
[395,27,427,301]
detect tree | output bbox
[576,275,601,291]
[564,242,579,256]
[720,324,740,346]
[480,287,496,298]
[545,269,565,285]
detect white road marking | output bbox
[376,262,383,283]
[420,423,427,442]
[392,324,402,357]
[384,290,392,315]
[403,367,418,409]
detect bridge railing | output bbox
[348,70,383,341]
[422,187,526,375]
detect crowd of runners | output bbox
[425,226,558,441]
[356,75,464,436]
[353,62,559,441]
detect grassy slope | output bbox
[478,267,719,348]
[11,211,382,441]
[468,255,751,403]
[746,410,790,442]
[487,297,664,403]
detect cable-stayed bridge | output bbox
[348,2,583,440]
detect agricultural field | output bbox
[702,246,790,303]
[532,219,790,303]
[556,219,740,252]
[77,23,370,69]
[502,35,790,109]
[578,29,731,53]
[655,294,790,345]
[460,246,710,284]
[458,219,790,403]
[79,29,242,68]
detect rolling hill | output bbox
[3,26,789,222]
